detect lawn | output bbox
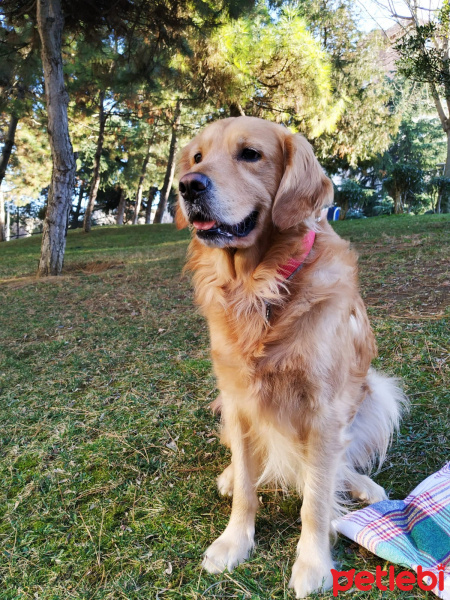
[0,215,449,600]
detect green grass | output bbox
[0,215,449,599]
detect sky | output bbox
[356,0,442,32]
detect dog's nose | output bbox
[179,173,210,201]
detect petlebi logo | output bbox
[331,564,446,595]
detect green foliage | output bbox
[394,0,450,95]
[345,81,448,215]
[386,104,446,171]
[0,16,41,117]
[427,175,450,212]
[383,163,424,213]
[4,115,51,205]
[301,0,400,169]
[334,179,375,217]
[371,197,395,216]
[390,1,450,209]
[215,6,341,136]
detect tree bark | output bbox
[83,90,106,232]
[36,0,76,276]
[16,205,20,239]
[133,138,152,225]
[0,114,19,189]
[145,186,158,224]
[430,82,448,129]
[5,200,10,241]
[116,187,126,225]
[0,189,5,242]
[154,100,181,224]
[341,196,349,219]
[443,131,450,212]
[393,190,402,214]
[429,83,450,212]
[72,180,85,228]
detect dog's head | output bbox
[176,116,332,248]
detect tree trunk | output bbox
[83,90,106,232]
[436,190,442,214]
[116,187,126,225]
[36,0,76,276]
[442,131,450,213]
[5,200,10,241]
[342,197,348,219]
[0,189,5,242]
[430,84,450,212]
[72,181,85,228]
[0,114,19,189]
[133,138,152,225]
[393,190,402,214]
[154,100,181,224]
[145,186,158,224]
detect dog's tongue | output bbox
[193,220,217,230]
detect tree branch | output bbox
[430,81,449,129]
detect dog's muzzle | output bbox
[179,172,258,243]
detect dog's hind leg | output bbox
[203,403,259,574]
[344,468,387,504]
[338,370,408,506]
[343,369,407,504]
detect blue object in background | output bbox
[327,206,341,221]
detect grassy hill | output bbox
[0,215,448,599]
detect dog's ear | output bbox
[175,201,189,229]
[272,133,333,230]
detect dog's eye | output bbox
[240,148,261,162]
[194,153,202,164]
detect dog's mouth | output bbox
[191,211,259,240]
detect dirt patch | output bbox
[356,239,449,316]
[358,233,426,253]
[0,274,75,289]
[63,260,125,274]
[0,261,125,288]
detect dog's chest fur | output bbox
[186,226,378,491]
[189,230,367,402]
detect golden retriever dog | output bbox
[175,116,406,598]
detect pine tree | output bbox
[83,90,107,232]
[132,117,160,224]
[36,0,76,276]
[154,101,182,224]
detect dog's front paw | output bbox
[202,528,254,574]
[289,557,334,599]
[217,464,234,497]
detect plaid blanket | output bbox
[335,463,450,599]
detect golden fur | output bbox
[176,116,406,598]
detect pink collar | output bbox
[265,230,316,322]
[276,230,316,281]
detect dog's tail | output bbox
[347,368,409,474]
